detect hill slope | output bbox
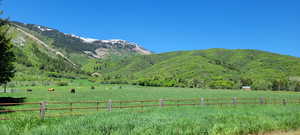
[11,21,151,60]
[9,24,83,83]
[93,49,300,91]
[8,21,151,83]
[7,21,300,91]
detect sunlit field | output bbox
[1,82,300,135]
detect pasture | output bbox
[1,82,300,135]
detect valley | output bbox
[1,21,300,135]
[8,21,300,91]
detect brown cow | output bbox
[48,88,55,92]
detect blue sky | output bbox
[2,0,300,57]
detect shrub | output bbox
[252,80,273,90]
[208,80,234,89]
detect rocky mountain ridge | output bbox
[11,21,152,59]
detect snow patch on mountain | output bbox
[65,34,135,45]
[97,39,141,47]
[36,25,53,31]
[101,39,124,43]
[66,34,98,43]
[64,33,152,56]
[81,37,98,43]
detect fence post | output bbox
[140,101,144,110]
[232,97,237,105]
[70,103,73,112]
[159,99,164,107]
[282,99,287,105]
[259,97,262,104]
[108,99,112,112]
[260,97,264,104]
[39,101,47,120]
[96,101,99,111]
[200,98,205,106]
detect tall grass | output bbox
[1,105,300,135]
[1,84,300,134]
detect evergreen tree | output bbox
[0,17,15,92]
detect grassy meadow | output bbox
[1,81,300,135]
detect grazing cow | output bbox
[48,88,55,92]
[26,89,33,92]
[70,88,75,94]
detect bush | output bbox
[252,80,273,90]
[208,80,234,89]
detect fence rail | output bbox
[0,97,299,120]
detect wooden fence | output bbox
[0,97,299,120]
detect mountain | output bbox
[7,21,300,91]
[8,21,151,83]
[11,21,151,60]
[93,49,300,91]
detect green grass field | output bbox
[1,82,300,135]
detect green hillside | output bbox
[7,21,300,91]
[7,21,153,86]
[9,26,82,85]
[93,49,300,91]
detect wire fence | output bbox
[0,97,299,120]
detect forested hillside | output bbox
[93,49,300,91]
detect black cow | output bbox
[70,88,75,94]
